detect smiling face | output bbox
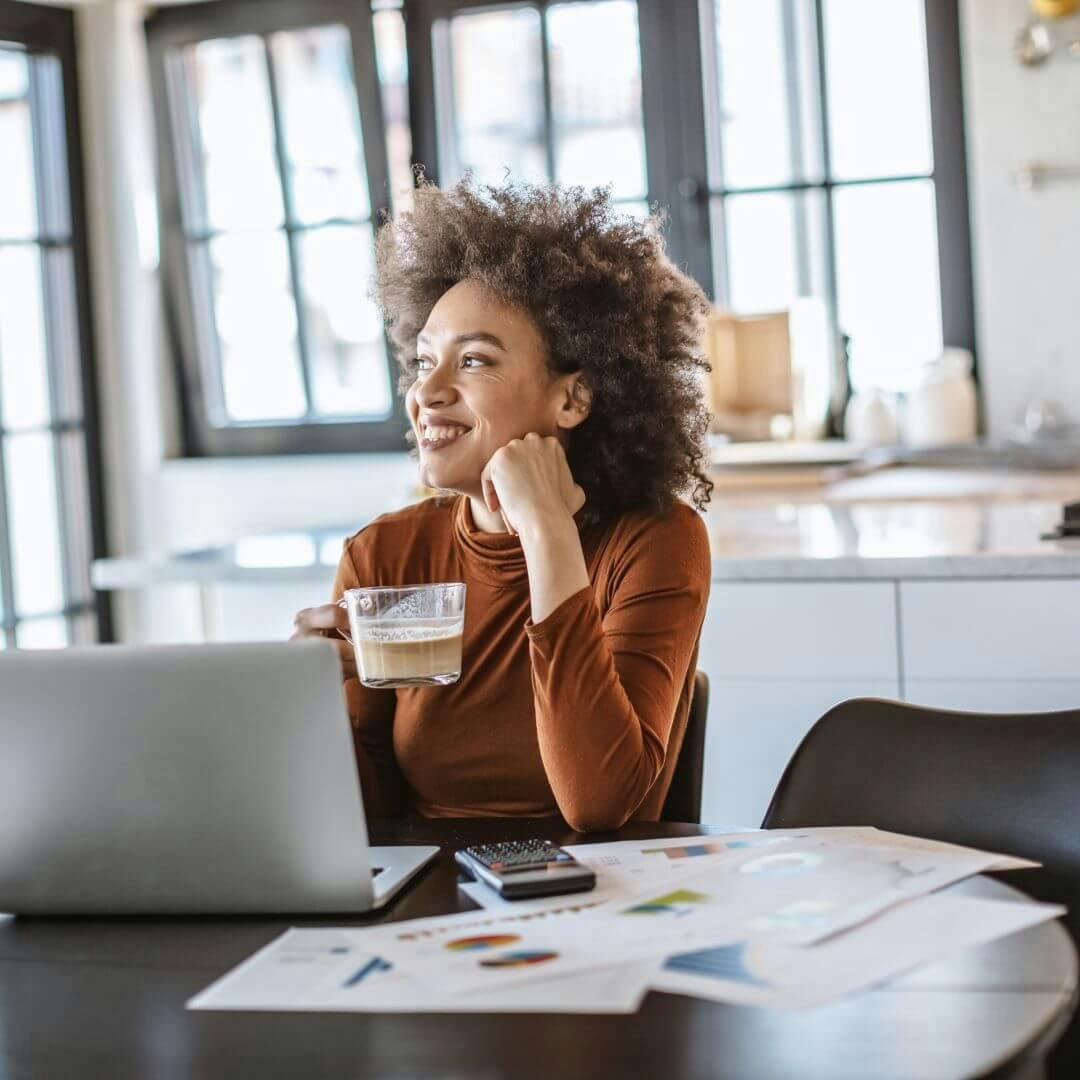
[405,280,586,497]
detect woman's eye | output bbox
[409,356,434,372]
[462,355,487,369]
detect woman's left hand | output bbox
[481,433,585,538]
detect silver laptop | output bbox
[0,639,437,914]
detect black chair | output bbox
[763,696,1080,1077]
[662,671,709,824]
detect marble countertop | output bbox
[92,485,1080,589]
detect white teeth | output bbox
[423,425,468,442]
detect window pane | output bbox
[374,6,415,213]
[179,36,284,231]
[0,48,38,240]
[722,188,828,315]
[438,8,546,185]
[0,246,51,429]
[823,0,933,181]
[712,0,822,189]
[455,131,547,187]
[834,180,942,392]
[206,233,307,421]
[5,431,64,616]
[296,225,392,418]
[619,199,651,222]
[555,127,645,199]
[16,615,68,649]
[270,25,372,225]
[548,1,646,199]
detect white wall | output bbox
[960,0,1080,436]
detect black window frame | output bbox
[698,0,976,423]
[146,0,410,456]
[404,0,714,296]
[0,0,112,646]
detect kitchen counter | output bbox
[92,467,1080,589]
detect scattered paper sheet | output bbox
[804,826,1040,872]
[190,828,1055,1015]
[651,893,1064,1009]
[357,895,718,996]
[188,927,650,1014]
[585,836,1009,946]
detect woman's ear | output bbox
[555,373,592,431]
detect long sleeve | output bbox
[525,505,711,831]
[332,540,405,820]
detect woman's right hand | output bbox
[291,603,357,682]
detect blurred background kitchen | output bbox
[3,0,1079,822]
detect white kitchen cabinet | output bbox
[704,582,898,679]
[700,679,901,829]
[903,680,1080,714]
[697,582,900,827]
[900,580,1080,680]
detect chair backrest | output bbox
[662,671,709,824]
[763,696,1080,932]
[764,696,1080,1077]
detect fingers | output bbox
[292,603,349,638]
[335,638,358,682]
[291,605,358,681]
[570,484,586,514]
[480,460,501,513]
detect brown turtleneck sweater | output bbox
[332,494,711,832]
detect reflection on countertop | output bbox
[92,484,1080,589]
[705,498,1078,579]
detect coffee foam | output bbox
[352,618,463,644]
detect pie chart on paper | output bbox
[444,934,521,952]
[479,950,560,968]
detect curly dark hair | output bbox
[372,175,713,523]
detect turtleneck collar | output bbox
[453,496,529,588]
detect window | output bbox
[150,0,972,452]
[0,2,110,649]
[701,0,975,400]
[429,0,649,219]
[406,0,713,291]
[146,0,405,455]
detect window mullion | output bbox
[780,0,812,297]
[538,2,557,184]
[811,0,844,425]
[262,34,316,421]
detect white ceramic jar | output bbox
[901,348,978,447]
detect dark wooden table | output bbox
[1,819,1076,1080]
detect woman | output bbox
[293,177,713,832]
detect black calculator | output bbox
[455,839,597,900]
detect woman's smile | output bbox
[418,415,473,452]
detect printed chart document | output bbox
[190,828,1058,1014]
[584,836,1010,946]
[651,893,1064,1009]
[189,927,649,1014]
[354,894,722,996]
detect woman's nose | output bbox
[413,361,458,407]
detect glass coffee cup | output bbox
[338,583,466,689]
